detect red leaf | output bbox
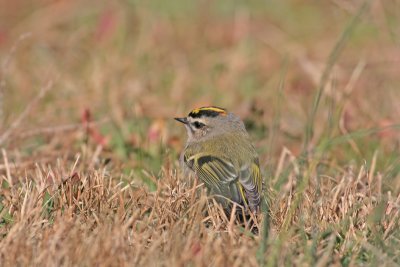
[81,108,109,146]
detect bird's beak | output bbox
[174,117,188,124]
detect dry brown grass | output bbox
[0,148,399,266]
[0,156,260,266]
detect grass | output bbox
[1,0,400,266]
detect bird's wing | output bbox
[185,153,238,189]
[188,154,249,209]
[237,159,263,212]
[185,153,262,212]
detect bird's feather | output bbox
[184,151,262,212]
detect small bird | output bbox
[175,106,263,216]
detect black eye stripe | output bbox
[192,121,205,129]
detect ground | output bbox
[0,0,400,266]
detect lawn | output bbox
[0,0,400,266]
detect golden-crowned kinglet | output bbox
[175,106,262,215]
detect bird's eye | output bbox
[193,121,205,129]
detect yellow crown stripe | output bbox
[191,107,226,115]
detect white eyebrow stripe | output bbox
[188,117,207,126]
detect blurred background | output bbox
[0,0,399,188]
